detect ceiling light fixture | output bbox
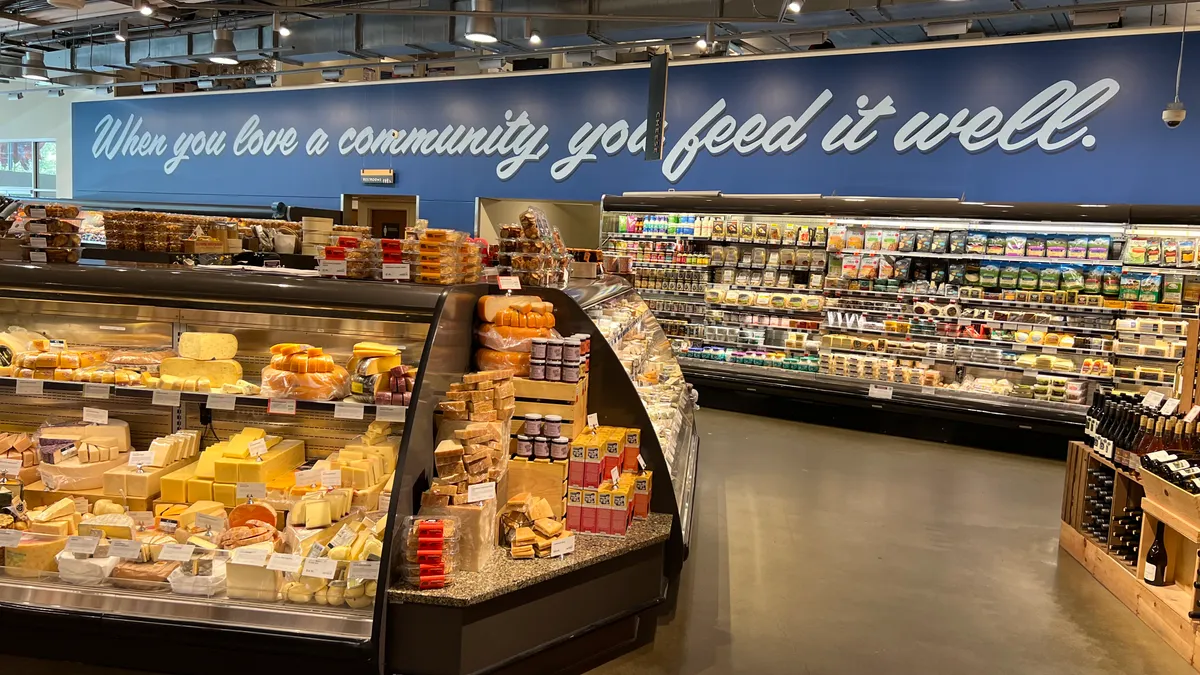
[47,89,63,97]
[1069,8,1122,26]
[197,78,216,90]
[697,23,714,51]
[116,18,129,42]
[7,92,22,101]
[133,0,153,16]
[209,28,239,65]
[21,52,49,82]
[273,14,291,37]
[142,82,158,93]
[464,0,498,43]
[788,2,802,12]
[922,20,971,37]
[525,17,540,45]
[788,31,826,48]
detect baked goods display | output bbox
[496,207,571,287]
[102,209,301,254]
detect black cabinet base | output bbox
[387,541,669,675]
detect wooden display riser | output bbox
[22,480,155,512]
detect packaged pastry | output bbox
[985,236,1005,256]
[1087,236,1111,261]
[859,257,879,280]
[948,231,967,254]
[1140,274,1162,302]
[827,225,847,252]
[1123,238,1148,265]
[846,229,865,250]
[1046,237,1068,259]
[1163,239,1180,266]
[1019,267,1040,291]
[768,223,783,244]
[1084,267,1103,294]
[931,232,949,254]
[1163,273,1184,304]
[898,231,917,253]
[1103,268,1122,296]
[915,230,934,253]
[1005,235,1027,257]
[879,257,895,280]
[864,230,882,251]
[965,233,988,255]
[881,230,899,252]
[1025,237,1046,257]
[999,265,1020,290]
[980,264,1000,288]
[1067,237,1088,260]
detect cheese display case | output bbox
[602,194,1200,440]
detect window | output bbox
[0,139,55,198]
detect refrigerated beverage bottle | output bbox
[1144,521,1170,587]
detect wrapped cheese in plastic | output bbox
[475,348,530,376]
[260,365,351,401]
[475,324,558,353]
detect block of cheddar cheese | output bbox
[178,332,239,361]
[159,358,243,389]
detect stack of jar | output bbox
[528,333,591,383]
[515,414,570,462]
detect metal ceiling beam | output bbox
[0,10,50,26]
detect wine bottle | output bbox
[1144,521,1170,587]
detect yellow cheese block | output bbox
[236,439,306,483]
[342,465,370,489]
[29,520,70,536]
[5,535,67,577]
[178,332,239,361]
[212,482,247,507]
[79,513,136,540]
[227,541,282,601]
[30,497,75,522]
[104,457,197,499]
[159,358,243,388]
[304,500,332,528]
[195,446,224,479]
[214,458,242,484]
[187,477,214,502]
[160,464,197,504]
[177,501,226,528]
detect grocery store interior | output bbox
[4,0,1200,674]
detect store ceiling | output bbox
[0,0,1194,91]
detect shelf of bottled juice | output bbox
[613,213,718,237]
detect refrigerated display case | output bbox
[601,195,1200,440]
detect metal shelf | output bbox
[629,260,710,269]
[957,296,1120,314]
[834,248,1122,265]
[605,232,709,241]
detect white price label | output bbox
[267,398,296,415]
[320,470,342,488]
[15,379,43,396]
[637,454,647,470]
[921,386,937,395]
[382,263,411,281]
[158,543,195,562]
[65,536,100,555]
[1140,334,1158,346]
[1042,346,1057,354]
[348,560,381,581]
[587,413,599,428]
[957,318,971,326]
[206,393,236,410]
[0,529,21,547]
[377,493,390,515]
[551,535,576,557]
[47,339,66,351]
[920,358,934,366]
[82,407,108,424]
[127,451,154,466]
[73,497,90,514]
[129,511,154,528]
[29,251,46,263]
[986,322,1000,329]
[1143,391,1166,409]
[195,513,225,533]
[1012,344,1027,352]
[319,259,347,276]
[497,276,522,291]
[1023,369,1038,378]
[0,458,22,475]
[231,547,270,567]
[248,438,268,458]
[1162,398,1181,416]
[868,384,893,400]
[294,468,321,486]
[107,539,142,559]
[375,405,407,422]
[266,553,303,573]
[82,383,110,399]
[236,482,266,499]
[1185,405,1200,424]
[466,481,497,503]
[152,390,181,407]
[29,237,46,248]
[334,402,365,420]
[329,525,357,548]
[611,467,621,484]
[301,557,338,580]
[28,207,46,218]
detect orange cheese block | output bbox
[229,502,278,529]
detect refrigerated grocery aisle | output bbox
[590,408,1194,675]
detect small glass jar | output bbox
[547,339,564,362]
[543,415,562,438]
[515,435,533,458]
[533,436,550,459]
[523,413,543,436]
[563,339,581,362]
[529,359,546,381]
[531,338,548,360]
[550,436,570,460]
[562,361,580,383]
[546,361,562,382]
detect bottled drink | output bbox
[1144,521,1170,587]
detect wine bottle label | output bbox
[1144,562,1157,583]
[1178,467,1200,478]
[1166,459,1191,472]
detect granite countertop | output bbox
[389,513,673,607]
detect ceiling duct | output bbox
[47,0,86,10]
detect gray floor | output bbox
[590,408,1197,675]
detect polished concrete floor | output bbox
[589,408,1197,675]
[6,409,1195,674]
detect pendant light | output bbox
[21,52,49,81]
[210,28,239,65]
[464,0,498,43]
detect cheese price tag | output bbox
[319,259,347,276]
[206,393,236,411]
[1023,369,1038,378]
[0,458,22,475]
[29,237,46,248]
[0,529,20,548]
[158,543,195,562]
[377,492,390,515]
[73,497,90,514]
[107,539,142,560]
[466,481,496,503]
[152,390,181,407]
[127,450,154,466]
[1012,344,1027,352]
[348,560,381,581]
[1143,391,1166,409]
[231,547,270,567]
[375,405,406,422]
[82,407,109,424]
[267,398,297,415]
[302,557,338,580]
[82,383,110,399]
[497,276,522,291]
[1140,334,1158,346]
[236,482,266,499]
[15,379,43,396]
[195,513,225,533]
[320,470,342,488]
[295,468,321,486]
[550,535,576,558]
[266,553,303,573]
[381,263,411,281]
[1162,398,1182,416]
[868,384,893,400]
[610,467,621,485]
[247,438,269,458]
[129,511,154,528]
[334,402,365,420]
[1042,346,1057,355]
[329,525,358,548]
[587,413,599,428]
[65,536,101,556]
[29,251,46,263]
[1185,405,1200,424]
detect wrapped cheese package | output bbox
[475,324,558,353]
[260,365,351,401]
[475,348,530,377]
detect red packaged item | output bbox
[323,246,347,260]
[419,575,448,590]
[417,520,445,537]
[380,238,403,252]
[336,236,360,248]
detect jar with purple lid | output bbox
[533,436,550,458]
[531,338,548,360]
[523,413,543,436]
[550,436,570,460]
[529,359,546,381]
[563,339,581,362]
[515,435,533,458]
[546,339,564,362]
[562,361,580,383]
[543,414,562,437]
[546,361,562,382]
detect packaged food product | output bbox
[1018,267,1040,291]
[965,233,988,255]
[735,269,751,285]
[768,223,783,244]
[1005,235,1027,257]
[915,230,934,253]
[1087,236,1111,261]
[999,265,1020,289]
[1146,239,1163,265]
[749,271,764,286]
[812,225,828,248]
[879,257,895,280]
[859,257,879,280]
[898,231,917,253]
[930,232,949,254]
[881,231,899,252]
[948,231,967,254]
[1163,239,1180,266]
[1140,274,1162,302]
[779,248,796,268]
[980,264,1000,288]
[1102,268,1122,296]
[1123,238,1148,265]
[782,222,798,245]
[710,246,725,267]
[845,229,864,250]
[1185,277,1200,304]
[947,263,966,285]
[754,222,770,243]
[1039,267,1062,291]
[1060,266,1085,292]
[893,258,911,280]
[1021,237,1044,257]
[1066,237,1088,260]
[985,236,1005,256]
[260,366,351,401]
[864,230,882,251]
[1119,274,1141,300]
[810,250,827,272]
[841,255,862,279]
[929,264,946,284]
[475,347,531,376]
[1181,239,1197,266]
[1046,237,1068,259]
[1163,273,1184,304]
[1083,267,1103,294]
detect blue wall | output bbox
[72,32,1200,230]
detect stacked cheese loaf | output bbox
[150,331,243,392]
[475,295,558,376]
[260,342,351,400]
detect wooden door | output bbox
[370,209,407,238]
